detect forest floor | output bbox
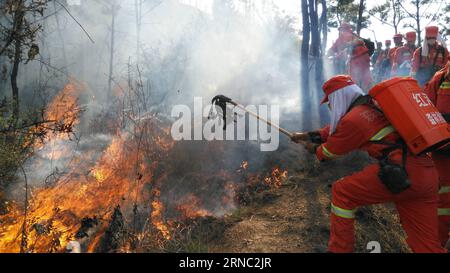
[204,145,414,253]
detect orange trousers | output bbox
[328,159,446,253]
[432,153,450,247]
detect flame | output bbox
[0,81,176,252]
[92,169,107,183]
[264,167,288,188]
[0,129,170,252]
[0,81,289,253]
[177,195,212,219]
[151,200,171,240]
[32,81,83,149]
[90,136,126,183]
[241,161,248,170]
[150,186,171,241]
[44,82,81,130]
[236,160,249,174]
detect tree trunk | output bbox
[309,0,322,86]
[320,0,327,51]
[301,0,311,129]
[11,36,21,121]
[301,0,310,89]
[11,2,25,121]
[309,1,320,58]
[356,0,365,35]
[392,0,397,33]
[415,0,422,46]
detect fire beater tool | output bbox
[211,95,293,138]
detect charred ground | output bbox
[192,143,412,253]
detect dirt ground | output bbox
[207,144,414,253]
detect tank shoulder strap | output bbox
[350,96,408,164]
[370,128,408,171]
[347,95,372,112]
[347,95,383,115]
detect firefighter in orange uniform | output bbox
[389,34,404,62]
[371,42,383,81]
[381,34,404,78]
[411,26,449,86]
[376,40,391,67]
[349,40,374,91]
[328,22,355,74]
[376,40,392,81]
[392,32,417,76]
[291,75,446,253]
[424,61,450,247]
[372,42,383,67]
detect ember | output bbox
[237,161,249,173]
[264,167,289,189]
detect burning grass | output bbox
[0,82,288,253]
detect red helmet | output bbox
[425,26,439,39]
[321,75,355,104]
[393,34,403,43]
[339,22,352,32]
[385,40,392,46]
[405,31,417,42]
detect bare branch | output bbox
[398,2,416,18]
[54,0,95,44]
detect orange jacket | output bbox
[424,63,450,114]
[314,103,434,167]
[423,66,450,248]
[411,44,449,75]
[389,46,400,63]
[315,104,396,161]
[330,32,355,55]
[392,45,416,73]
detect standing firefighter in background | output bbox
[389,34,404,64]
[328,22,355,74]
[411,26,449,87]
[424,61,450,247]
[291,75,446,253]
[376,40,392,82]
[349,40,374,91]
[380,34,404,79]
[372,42,383,67]
[392,32,417,76]
[371,42,383,83]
